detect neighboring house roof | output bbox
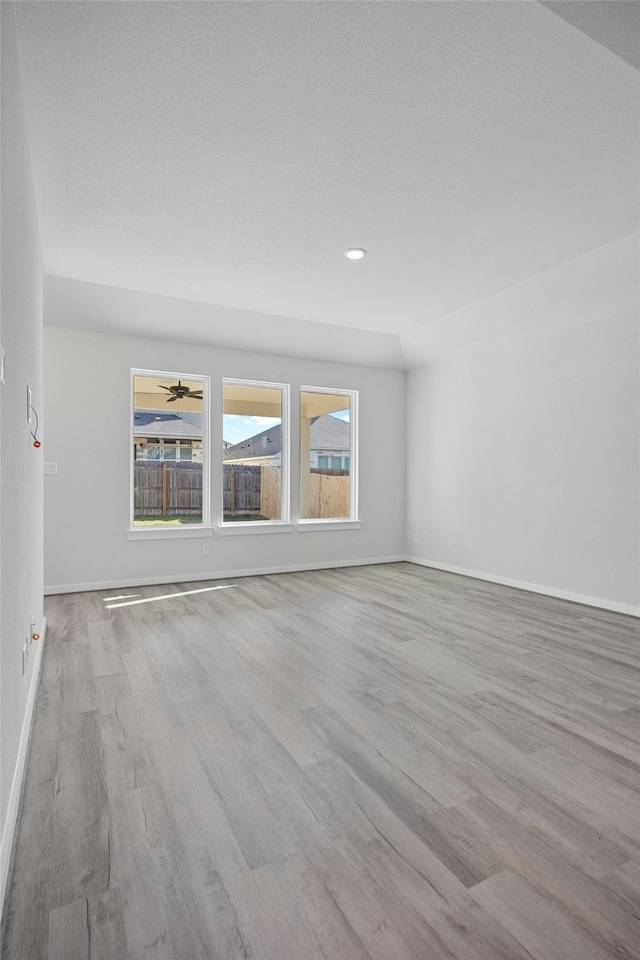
[223,415,349,461]
[224,423,281,461]
[310,414,350,451]
[134,412,202,439]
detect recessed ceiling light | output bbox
[344,248,367,260]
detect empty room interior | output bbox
[1,2,639,958]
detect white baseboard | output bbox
[1,617,46,917]
[46,556,639,616]
[407,557,640,618]
[44,556,407,595]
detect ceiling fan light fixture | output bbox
[157,380,203,402]
[344,247,367,260]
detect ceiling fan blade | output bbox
[157,385,172,391]
[187,391,203,398]
[166,396,178,402]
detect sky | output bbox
[223,415,280,445]
[223,410,349,445]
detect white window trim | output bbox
[217,522,294,536]
[300,385,359,524]
[130,368,211,532]
[222,378,290,526]
[127,526,214,541]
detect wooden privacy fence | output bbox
[259,466,282,520]
[308,472,350,519]
[134,461,203,516]
[134,461,347,518]
[223,464,262,516]
[223,464,282,518]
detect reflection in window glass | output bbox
[223,380,287,522]
[132,373,205,526]
[300,389,356,520]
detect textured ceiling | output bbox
[13,1,639,365]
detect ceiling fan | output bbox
[157,381,203,402]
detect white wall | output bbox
[0,1,45,906]
[405,241,639,614]
[43,325,406,592]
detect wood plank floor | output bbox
[2,562,639,960]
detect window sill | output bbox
[127,526,214,541]
[297,520,361,532]
[218,522,294,536]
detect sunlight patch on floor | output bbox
[103,585,237,609]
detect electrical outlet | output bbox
[202,543,210,556]
[413,532,418,543]
[44,462,58,475]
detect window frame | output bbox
[220,377,291,532]
[129,368,211,537]
[299,385,359,526]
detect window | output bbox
[134,437,201,462]
[300,388,358,520]
[222,379,289,523]
[131,371,209,527]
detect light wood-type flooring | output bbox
[2,562,640,960]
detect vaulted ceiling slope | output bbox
[15,1,639,368]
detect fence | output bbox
[308,472,350,519]
[134,461,203,516]
[259,465,282,520]
[134,461,348,519]
[223,463,262,516]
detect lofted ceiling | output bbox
[13,1,639,368]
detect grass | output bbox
[134,514,203,526]
[223,514,268,522]
[134,514,269,525]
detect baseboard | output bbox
[45,556,639,615]
[44,556,407,595]
[406,557,640,617]
[0,617,46,918]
